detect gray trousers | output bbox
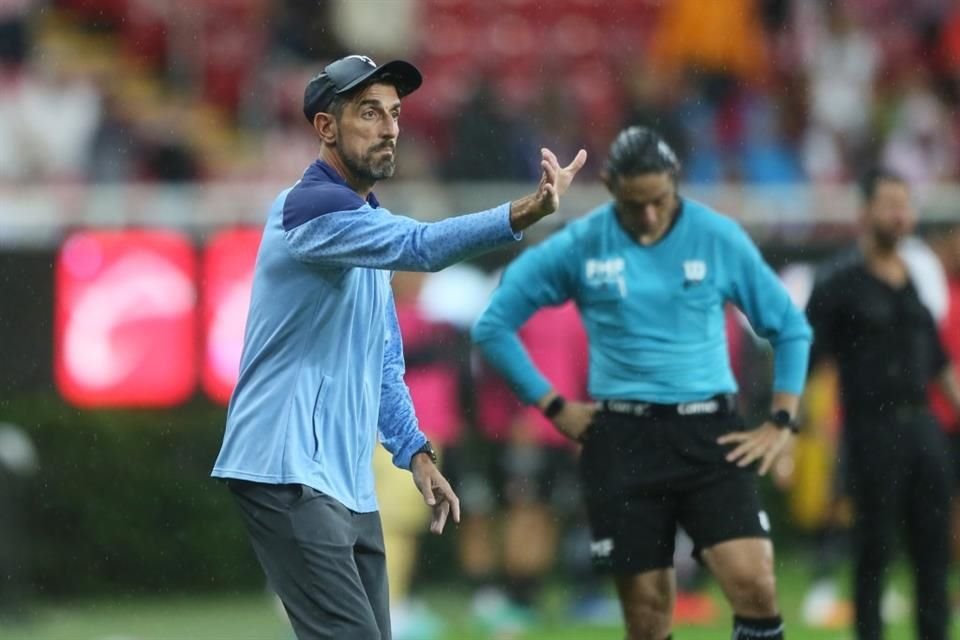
[228,480,390,640]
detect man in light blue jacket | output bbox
[211,54,586,640]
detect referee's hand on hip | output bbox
[717,421,794,476]
[411,454,461,534]
[548,400,597,443]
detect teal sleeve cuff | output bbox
[772,336,813,395]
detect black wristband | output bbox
[769,409,799,433]
[542,395,566,419]
[411,440,438,465]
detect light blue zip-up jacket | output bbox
[472,199,812,405]
[212,160,520,512]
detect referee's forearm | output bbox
[472,335,551,405]
[771,336,812,396]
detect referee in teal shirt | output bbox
[472,127,812,640]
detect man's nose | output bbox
[381,117,399,139]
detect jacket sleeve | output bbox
[378,291,428,470]
[471,232,578,404]
[284,200,521,272]
[727,226,813,395]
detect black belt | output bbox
[597,394,736,419]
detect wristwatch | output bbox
[769,409,799,433]
[542,395,567,420]
[412,440,438,465]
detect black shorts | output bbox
[580,406,770,574]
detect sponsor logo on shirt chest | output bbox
[683,259,707,283]
[585,257,626,297]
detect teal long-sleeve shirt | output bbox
[472,199,813,404]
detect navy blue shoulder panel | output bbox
[282,181,366,231]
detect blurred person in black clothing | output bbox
[806,167,960,640]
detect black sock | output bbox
[732,615,784,639]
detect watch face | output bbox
[421,442,437,462]
[771,410,796,430]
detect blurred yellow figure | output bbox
[374,446,444,640]
[650,0,769,82]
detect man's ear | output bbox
[313,112,337,145]
[600,170,614,195]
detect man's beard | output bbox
[871,226,902,251]
[340,139,396,182]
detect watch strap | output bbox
[542,395,566,420]
[769,409,799,433]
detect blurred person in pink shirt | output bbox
[374,270,467,640]
[458,299,598,632]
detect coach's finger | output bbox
[430,501,450,535]
[564,149,588,174]
[542,148,560,172]
[436,479,461,525]
[416,477,436,506]
[542,158,559,188]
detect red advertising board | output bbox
[54,230,198,407]
[201,228,261,404]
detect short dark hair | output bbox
[326,94,351,122]
[604,126,680,181]
[858,166,907,202]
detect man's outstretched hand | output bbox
[411,453,461,534]
[510,148,588,232]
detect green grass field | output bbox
[0,560,930,640]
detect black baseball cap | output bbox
[303,55,423,123]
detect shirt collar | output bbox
[305,159,380,208]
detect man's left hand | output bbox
[717,423,793,476]
[411,454,461,534]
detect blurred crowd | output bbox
[4,0,960,186]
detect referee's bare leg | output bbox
[614,568,675,640]
[702,538,782,636]
[614,538,779,640]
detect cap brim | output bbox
[336,60,423,98]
